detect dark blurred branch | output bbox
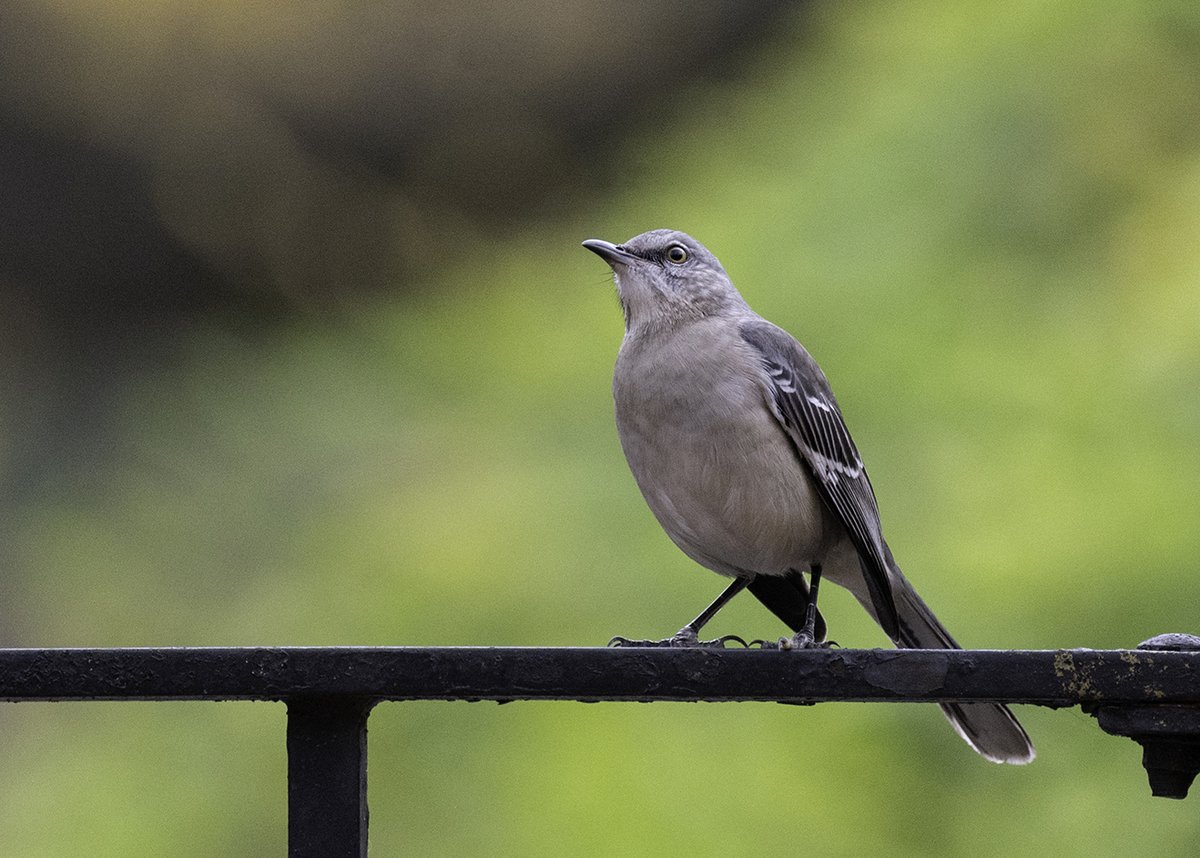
[0,1,801,501]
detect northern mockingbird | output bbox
[583,228,1034,765]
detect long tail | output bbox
[844,544,1032,763]
[883,547,1035,765]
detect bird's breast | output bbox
[613,322,837,576]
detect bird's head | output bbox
[582,229,747,330]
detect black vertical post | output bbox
[286,696,376,858]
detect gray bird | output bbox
[583,228,1034,765]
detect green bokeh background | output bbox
[4,2,1200,855]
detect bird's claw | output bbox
[706,634,750,649]
[780,632,837,650]
[608,636,671,648]
[608,632,749,649]
[748,636,838,650]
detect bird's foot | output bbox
[749,636,838,650]
[780,631,831,650]
[608,629,749,649]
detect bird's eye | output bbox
[666,245,688,264]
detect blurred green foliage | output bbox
[4,1,1200,855]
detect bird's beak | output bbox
[582,239,638,267]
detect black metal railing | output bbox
[2,637,1199,857]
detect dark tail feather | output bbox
[748,572,827,643]
[887,553,1035,765]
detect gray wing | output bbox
[739,319,900,641]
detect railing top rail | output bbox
[0,645,1196,706]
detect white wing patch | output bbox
[807,450,863,482]
[768,364,796,393]
[764,362,863,479]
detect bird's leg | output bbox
[777,564,830,650]
[679,576,750,642]
[609,577,750,648]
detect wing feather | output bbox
[740,320,900,639]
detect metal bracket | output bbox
[1090,634,1200,799]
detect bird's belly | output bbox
[617,386,834,577]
